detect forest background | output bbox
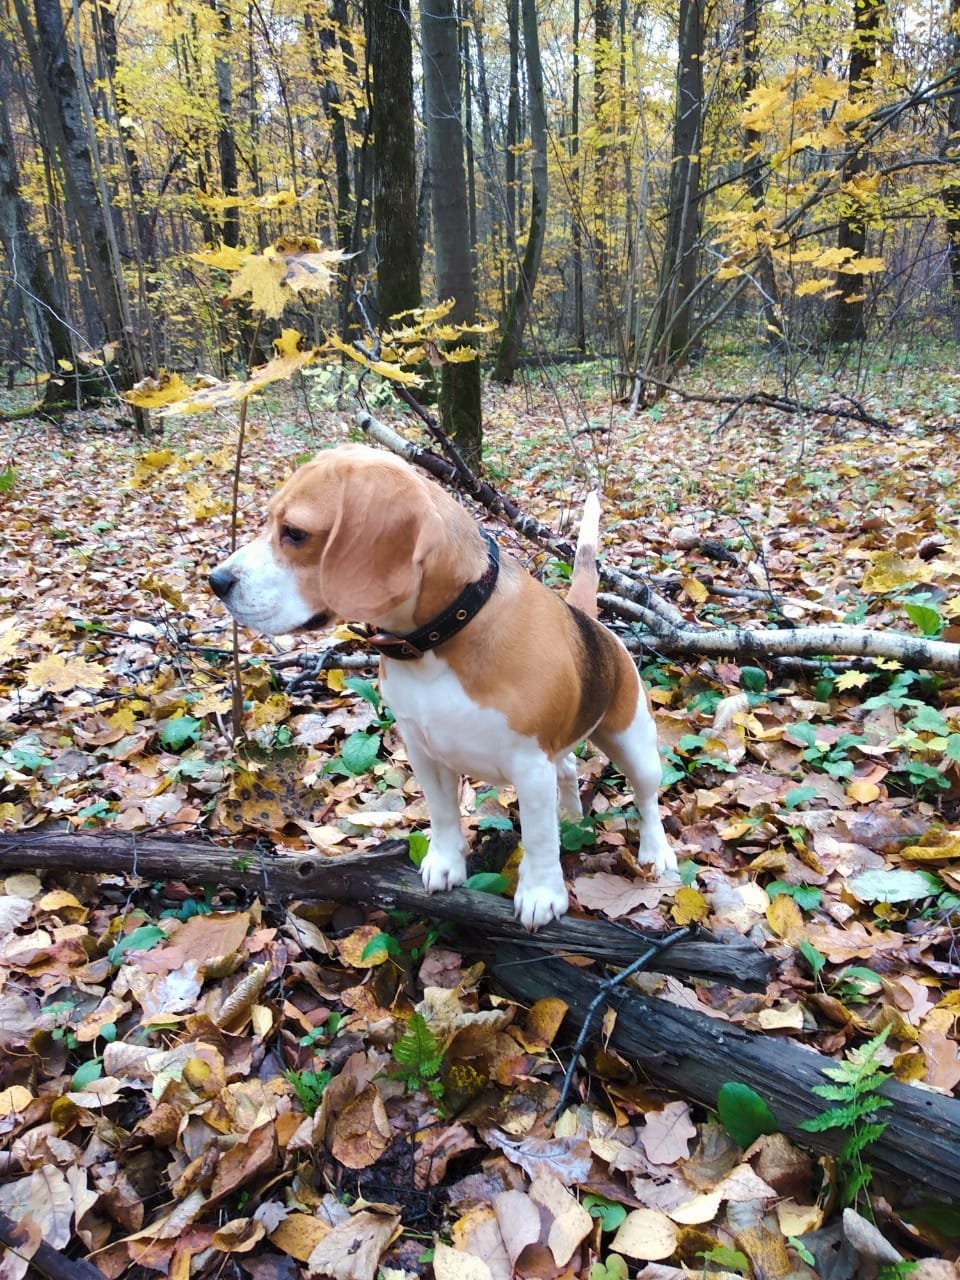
[0,0,958,432]
[0,0,960,1277]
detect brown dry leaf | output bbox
[0,1167,72,1250]
[329,1083,391,1169]
[528,1173,592,1265]
[208,1122,278,1203]
[491,1190,541,1266]
[450,1205,513,1280]
[305,1210,400,1280]
[483,1130,592,1184]
[511,998,568,1052]
[432,1240,500,1280]
[168,910,251,974]
[216,961,272,1031]
[212,1218,266,1252]
[270,1212,332,1261]
[640,1101,697,1165]
[610,1208,678,1261]
[573,872,666,915]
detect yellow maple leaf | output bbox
[794,277,838,296]
[942,593,960,618]
[672,886,708,925]
[741,82,788,131]
[192,242,248,271]
[125,371,193,410]
[161,345,318,416]
[281,248,345,298]
[812,247,856,270]
[439,345,480,364]
[24,654,107,693]
[837,256,884,274]
[228,254,288,318]
[835,670,871,690]
[862,550,924,593]
[0,623,22,661]
[274,327,305,358]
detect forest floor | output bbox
[0,346,959,1279]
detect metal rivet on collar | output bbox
[455,609,468,620]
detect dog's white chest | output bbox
[381,653,530,784]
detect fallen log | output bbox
[492,944,960,1204]
[0,831,772,989]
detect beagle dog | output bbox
[209,444,675,928]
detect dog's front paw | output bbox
[420,847,468,893]
[636,838,679,878]
[514,879,569,931]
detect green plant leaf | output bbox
[158,716,203,751]
[342,675,382,709]
[408,831,430,868]
[906,705,950,734]
[583,1196,628,1232]
[716,1081,778,1148]
[847,868,941,903]
[784,785,818,809]
[108,923,165,963]
[339,731,381,776]
[70,1057,103,1090]
[464,872,510,894]
[904,603,942,637]
[798,939,826,977]
[739,665,767,692]
[360,932,399,963]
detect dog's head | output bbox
[208,444,446,634]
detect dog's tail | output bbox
[567,491,601,618]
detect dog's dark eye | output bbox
[281,525,309,546]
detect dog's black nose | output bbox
[208,565,236,600]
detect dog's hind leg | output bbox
[592,703,676,877]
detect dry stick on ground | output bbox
[358,407,960,672]
[492,943,960,1204]
[630,377,897,433]
[0,831,772,989]
[0,1211,107,1280]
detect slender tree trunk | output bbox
[593,0,613,341]
[368,0,422,327]
[504,0,520,305]
[421,0,482,462]
[467,0,504,325]
[646,0,705,374]
[741,0,781,341]
[15,0,145,410]
[494,0,548,383]
[210,0,240,249]
[828,0,882,345]
[571,0,586,350]
[941,0,960,296]
[0,39,74,390]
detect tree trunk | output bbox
[367,0,422,326]
[421,0,483,462]
[15,0,143,403]
[0,37,74,388]
[570,0,586,351]
[740,0,781,342]
[942,0,960,295]
[645,0,705,375]
[828,0,882,345]
[493,0,548,383]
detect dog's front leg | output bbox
[405,741,470,893]
[514,754,569,929]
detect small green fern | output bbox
[799,1025,892,1208]
[390,1011,445,1103]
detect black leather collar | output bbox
[363,532,500,661]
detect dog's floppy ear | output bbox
[319,462,441,621]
